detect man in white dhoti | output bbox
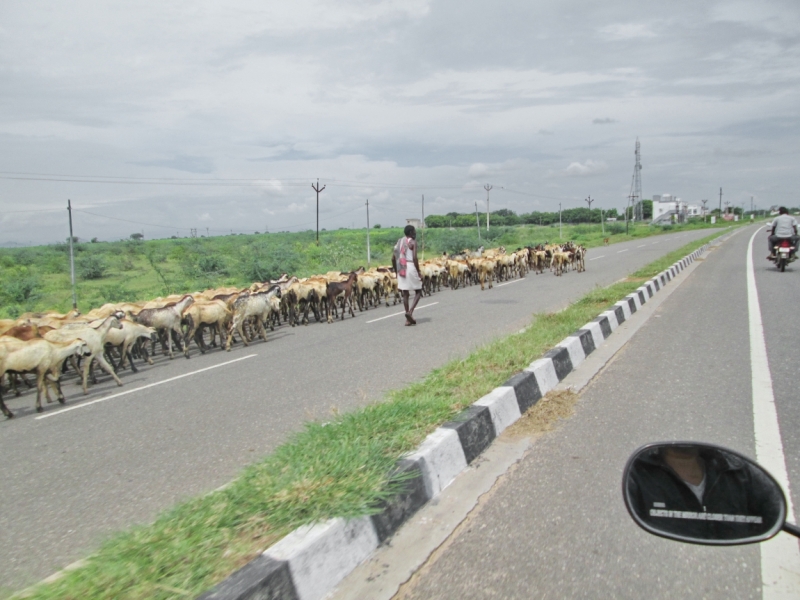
[392,225,423,325]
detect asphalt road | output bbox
[0,228,720,592]
[394,226,800,599]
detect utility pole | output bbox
[312,178,325,245]
[626,194,633,235]
[600,207,605,235]
[421,194,425,261]
[585,196,594,228]
[484,184,492,231]
[67,199,77,309]
[559,202,562,239]
[718,187,722,219]
[475,201,481,241]
[633,138,643,221]
[365,199,371,267]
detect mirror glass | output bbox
[623,442,786,545]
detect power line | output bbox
[0,171,578,200]
[0,207,65,214]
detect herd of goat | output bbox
[0,242,587,418]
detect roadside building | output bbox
[652,195,687,224]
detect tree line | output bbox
[424,207,622,228]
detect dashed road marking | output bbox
[617,249,629,253]
[589,256,605,261]
[496,279,525,287]
[367,302,439,323]
[36,354,259,419]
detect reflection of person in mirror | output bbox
[627,445,782,540]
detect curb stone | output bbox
[198,241,715,600]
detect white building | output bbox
[651,194,698,224]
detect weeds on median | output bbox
[15,231,725,600]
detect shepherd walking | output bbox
[393,225,423,325]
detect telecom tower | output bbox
[632,138,643,221]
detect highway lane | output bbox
[0,228,719,591]
[756,228,800,531]
[392,226,800,598]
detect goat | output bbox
[183,300,232,353]
[0,338,91,417]
[325,271,359,323]
[133,294,194,359]
[104,320,157,372]
[45,316,124,394]
[225,285,281,350]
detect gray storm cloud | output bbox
[1,0,798,243]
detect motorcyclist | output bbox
[768,207,799,260]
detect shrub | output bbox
[13,249,36,266]
[607,224,625,235]
[240,244,301,282]
[431,230,483,255]
[197,254,228,276]
[99,285,134,303]
[77,255,107,279]
[319,241,360,272]
[2,277,40,304]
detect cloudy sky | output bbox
[1,1,798,244]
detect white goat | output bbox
[104,320,157,372]
[226,286,281,350]
[0,338,91,417]
[45,316,123,394]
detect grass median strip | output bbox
[16,231,725,600]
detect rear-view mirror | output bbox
[622,442,786,545]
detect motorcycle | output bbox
[622,441,800,545]
[770,239,796,272]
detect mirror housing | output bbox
[623,442,786,545]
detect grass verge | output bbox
[13,230,727,600]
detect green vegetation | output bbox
[0,221,742,319]
[13,230,725,600]
[425,206,621,227]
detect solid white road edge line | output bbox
[746,227,800,598]
[366,302,439,324]
[35,354,258,420]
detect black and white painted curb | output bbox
[198,243,712,600]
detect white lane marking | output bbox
[746,227,800,597]
[36,354,258,419]
[589,256,605,261]
[637,244,647,248]
[617,249,629,253]
[366,302,439,323]
[496,279,524,287]
[652,242,660,245]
